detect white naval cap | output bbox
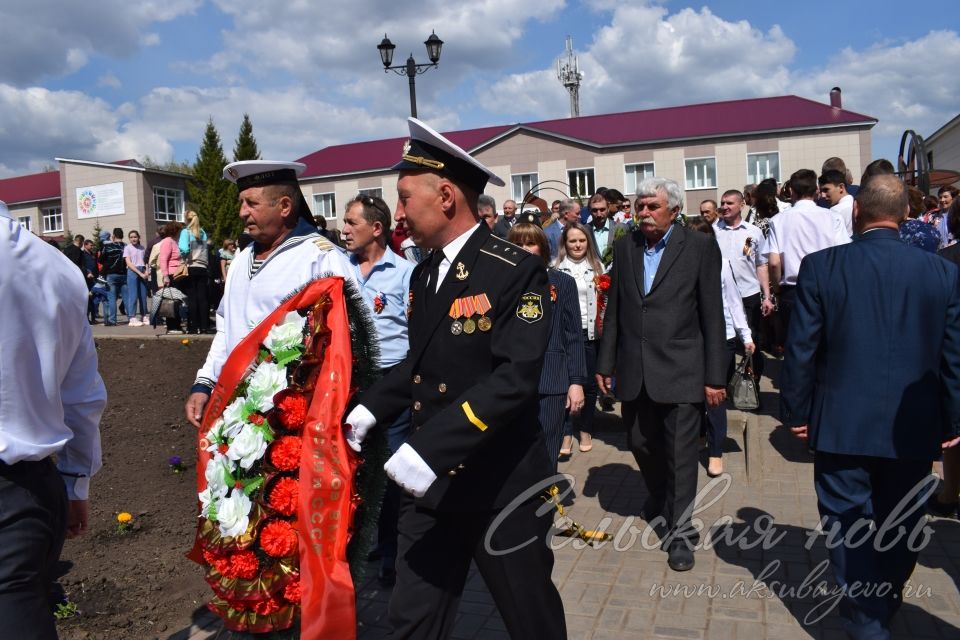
[392,117,505,194]
[222,160,313,223]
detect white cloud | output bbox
[97,73,122,89]
[0,0,200,85]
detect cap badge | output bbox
[227,167,239,179]
[402,139,411,156]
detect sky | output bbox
[1,0,958,178]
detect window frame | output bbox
[357,187,383,200]
[18,215,32,232]
[42,206,63,234]
[624,162,656,195]
[313,192,337,220]
[567,167,596,199]
[510,172,539,202]
[684,156,717,190]
[745,151,780,184]
[153,186,185,222]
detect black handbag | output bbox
[727,355,760,411]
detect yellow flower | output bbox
[117,512,133,524]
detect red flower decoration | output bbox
[260,520,298,558]
[268,477,299,516]
[203,549,233,577]
[594,274,611,292]
[268,436,302,471]
[283,576,301,603]
[249,413,265,426]
[230,550,259,580]
[550,284,557,303]
[252,596,282,615]
[273,389,308,431]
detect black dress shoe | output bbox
[667,541,694,572]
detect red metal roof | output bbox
[0,170,61,205]
[298,95,875,179]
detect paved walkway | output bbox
[175,360,960,639]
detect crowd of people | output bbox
[6,115,960,639]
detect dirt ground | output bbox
[56,338,213,640]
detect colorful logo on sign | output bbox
[78,189,97,216]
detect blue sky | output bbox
[1,0,957,177]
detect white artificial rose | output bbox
[246,361,288,412]
[221,398,248,434]
[227,424,269,470]
[217,490,252,538]
[204,455,231,494]
[263,317,305,356]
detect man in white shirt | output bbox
[819,169,854,236]
[184,161,355,426]
[0,200,107,638]
[715,189,770,377]
[762,169,850,336]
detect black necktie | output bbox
[425,250,443,296]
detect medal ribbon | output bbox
[476,294,492,316]
[462,295,476,318]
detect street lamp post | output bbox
[377,31,443,118]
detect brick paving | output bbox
[167,357,960,640]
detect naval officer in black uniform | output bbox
[345,118,566,639]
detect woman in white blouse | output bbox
[690,218,755,476]
[554,222,604,456]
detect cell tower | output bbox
[556,36,582,118]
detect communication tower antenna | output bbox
[557,36,582,118]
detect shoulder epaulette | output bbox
[479,237,524,266]
[313,236,335,252]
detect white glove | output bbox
[343,404,376,452]
[384,444,437,498]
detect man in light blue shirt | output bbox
[342,193,414,586]
[643,224,674,294]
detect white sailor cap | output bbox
[223,161,313,223]
[392,117,505,194]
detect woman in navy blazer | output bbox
[509,221,587,470]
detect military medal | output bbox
[462,318,476,334]
[449,297,465,335]
[450,321,463,335]
[461,295,476,333]
[476,294,493,331]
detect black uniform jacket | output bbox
[360,223,554,511]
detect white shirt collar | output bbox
[441,223,480,264]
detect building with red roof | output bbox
[297,92,875,227]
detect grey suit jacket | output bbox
[596,224,727,404]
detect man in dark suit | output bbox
[596,176,727,572]
[781,174,960,639]
[492,198,517,238]
[545,198,580,261]
[344,118,564,639]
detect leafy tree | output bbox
[187,118,238,244]
[141,155,194,176]
[233,113,261,162]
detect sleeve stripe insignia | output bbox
[461,401,489,432]
[516,292,544,323]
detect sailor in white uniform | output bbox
[185,161,356,427]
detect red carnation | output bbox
[230,550,259,580]
[268,436,302,471]
[283,576,302,603]
[268,477,299,516]
[595,274,611,292]
[260,520,298,558]
[203,549,233,577]
[273,389,308,431]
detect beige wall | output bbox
[61,163,145,240]
[928,118,960,189]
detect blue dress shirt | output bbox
[350,247,414,367]
[642,224,675,295]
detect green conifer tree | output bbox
[187,118,237,244]
[233,114,261,162]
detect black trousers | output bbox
[740,292,765,379]
[184,267,210,333]
[0,458,67,640]
[778,285,797,342]
[388,495,565,639]
[622,387,702,548]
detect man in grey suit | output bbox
[597,176,727,572]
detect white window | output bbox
[18,216,32,232]
[746,152,780,184]
[358,188,383,200]
[154,187,184,222]
[567,168,595,198]
[684,157,716,190]
[624,162,655,195]
[314,193,337,219]
[42,206,63,233]
[511,173,538,202]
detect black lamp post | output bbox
[377,31,443,118]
